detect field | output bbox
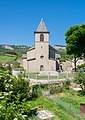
[0,54,16,62]
[29,90,85,120]
[0,45,29,62]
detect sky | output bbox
[0,0,85,46]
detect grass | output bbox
[29,97,76,120]
[60,90,85,109]
[50,96,84,120]
[29,90,85,120]
[0,54,16,62]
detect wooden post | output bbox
[80,103,85,115]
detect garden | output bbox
[0,66,85,120]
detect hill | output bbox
[0,44,30,62]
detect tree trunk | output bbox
[80,84,84,91]
[84,85,85,91]
[74,57,77,72]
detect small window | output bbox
[40,55,44,59]
[40,34,44,41]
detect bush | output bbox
[74,71,85,92]
[50,85,63,94]
[77,90,85,96]
[32,84,42,97]
[63,79,70,90]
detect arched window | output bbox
[40,65,44,71]
[40,34,44,41]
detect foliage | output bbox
[0,98,30,120]
[32,84,42,97]
[65,24,85,56]
[12,75,30,101]
[50,85,63,94]
[77,63,85,72]
[0,66,14,92]
[63,79,70,90]
[32,84,49,98]
[0,66,31,119]
[74,71,85,92]
[12,61,20,68]
[60,54,74,62]
[56,49,66,58]
[77,63,85,68]
[65,24,85,71]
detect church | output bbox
[22,19,59,73]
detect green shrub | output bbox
[74,71,85,92]
[63,79,70,90]
[50,85,63,94]
[32,84,42,97]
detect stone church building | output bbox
[22,19,59,73]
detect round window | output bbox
[40,55,44,59]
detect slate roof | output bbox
[36,18,48,32]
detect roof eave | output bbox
[34,31,50,34]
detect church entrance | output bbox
[40,65,44,71]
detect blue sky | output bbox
[0,0,85,46]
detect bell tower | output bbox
[34,19,50,71]
[34,18,50,43]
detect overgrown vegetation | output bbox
[74,71,85,94]
[0,65,85,119]
[0,66,31,119]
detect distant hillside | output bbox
[0,44,30,55]
[2,45,14,50]
[54,45,66,58]
[0,44,30,62]
[54,45,66,50]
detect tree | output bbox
[12,73,30,101]
[65,24,85,71]
[0,67,31,119]
[0,66,14,92]
[74,71,85,93]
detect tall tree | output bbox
[65,24,85,71]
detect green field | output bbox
[0,55,16,62]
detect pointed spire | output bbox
[36,19,48,32]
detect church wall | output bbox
[22,58,28,71]
[27,49,35,60]
[28,60,37,72]
[28,59,50,73]
[28,59,57,73]
[49,60,56,71]
[35,43,49,60]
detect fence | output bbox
[28,71,75,81]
